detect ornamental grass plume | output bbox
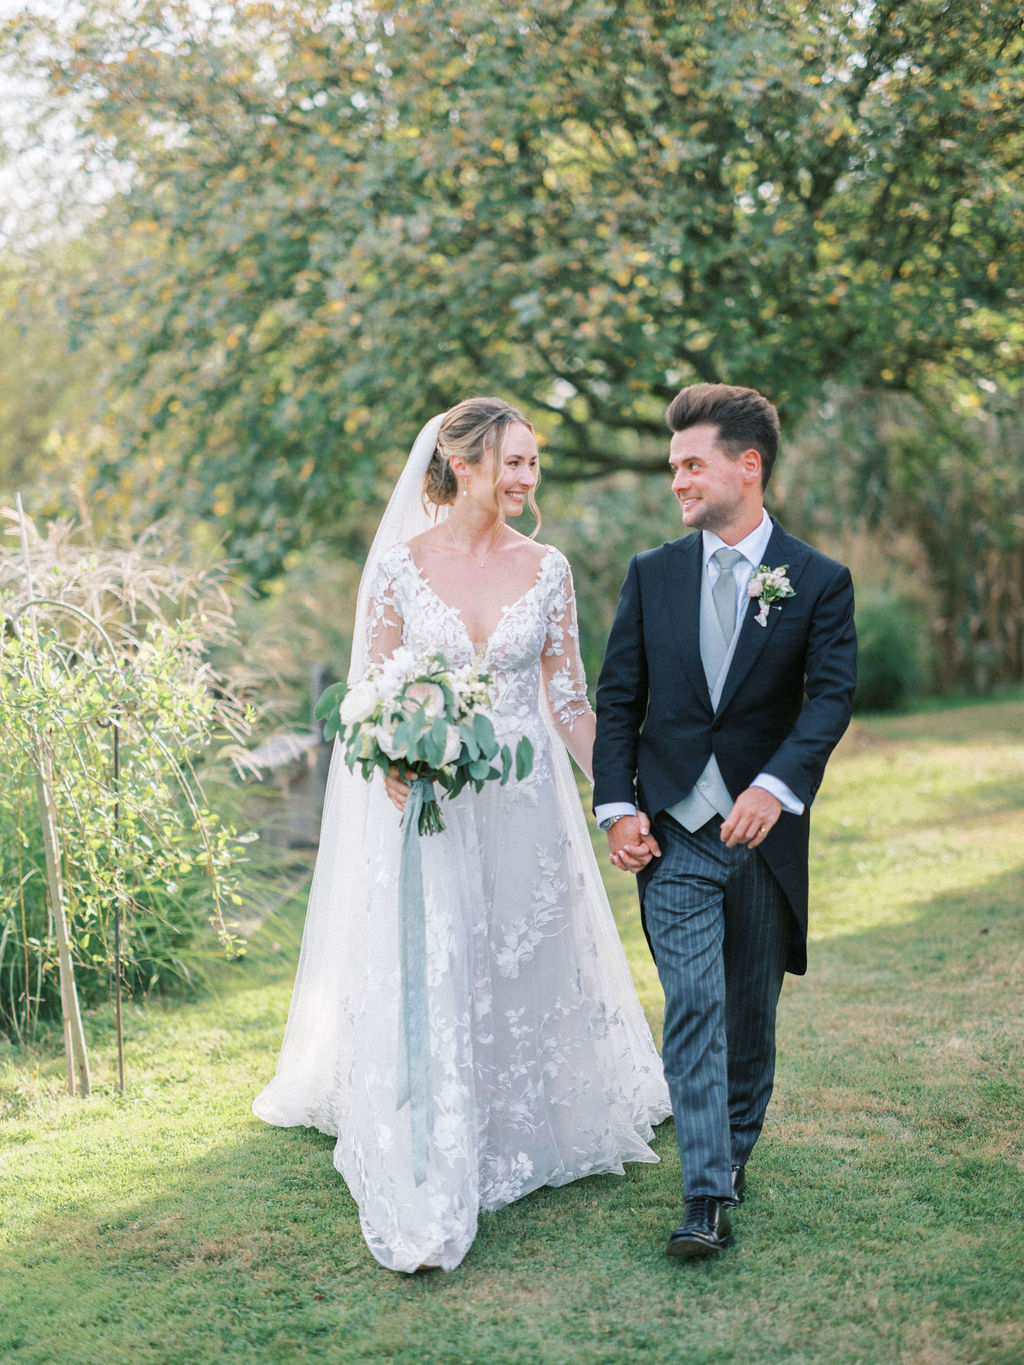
[0,503,263,1092]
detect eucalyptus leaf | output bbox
[423,717,448,770]
[473,712,497,758]
[460,719,480,760]
[515,737,534,782]
[314,682,347,722]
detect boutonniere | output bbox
[748,564,795,627]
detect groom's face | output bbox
[669,423,761,539]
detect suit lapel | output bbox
[716,521,810,715]
[662,534,712,711]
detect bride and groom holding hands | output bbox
[254,382,857,1273]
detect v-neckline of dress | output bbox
[398,541,555,658]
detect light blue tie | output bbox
[712,548,743,641]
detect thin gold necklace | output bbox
[446,520,503,567]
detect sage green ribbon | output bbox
[395,777,435,1186]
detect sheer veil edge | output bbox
[253,414,446,1130]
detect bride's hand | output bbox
[385,766,414,813]
[607,811,661,873]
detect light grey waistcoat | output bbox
[665,563,744,831]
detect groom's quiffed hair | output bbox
[666,383,780,488]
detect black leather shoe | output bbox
[666,1198,734,1259]
[730,1164,746,1206]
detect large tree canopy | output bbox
[14,0,1024,578]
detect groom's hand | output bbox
[721,788,783,849]
[607,812,662,873]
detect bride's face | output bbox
[458,421,539,517]
[490,422,540,518]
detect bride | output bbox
[253,397,670,1272]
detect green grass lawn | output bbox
[2,696,1023,1365]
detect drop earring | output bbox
[462,480,468,498]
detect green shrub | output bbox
[853,598,924,713]
[0,782,254,1040]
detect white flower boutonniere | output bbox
[748,564,795,627]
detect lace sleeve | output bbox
[541,552,596,783]
[364,554,404,668]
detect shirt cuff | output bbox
[594,801,638,829]
[752,773,805,816]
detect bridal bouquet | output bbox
[314,647,533,834]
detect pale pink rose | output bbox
[405,681,446,720]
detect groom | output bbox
[593,383,856,1259]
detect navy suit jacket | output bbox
[593,520,857,974]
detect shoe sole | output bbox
[666,1234,734,1259]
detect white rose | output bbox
[441,724,462,767]
[340,678,379,725]
[377,647,417,698]
[374,718,407,759]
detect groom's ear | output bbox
[740,448,762,485]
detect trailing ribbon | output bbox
[395,777,436,1185]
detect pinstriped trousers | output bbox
[641,812,790,1202]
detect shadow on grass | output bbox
[8,1108,682,1268]
[811,860,1024,967]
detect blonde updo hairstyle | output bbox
[424,396,541,536]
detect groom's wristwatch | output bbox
[599,813,630,830]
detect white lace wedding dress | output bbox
[254,540,670,1273]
